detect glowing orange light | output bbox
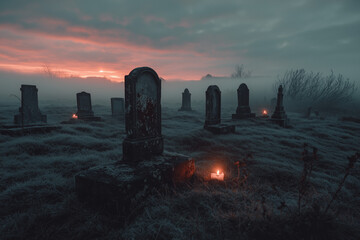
[263,110,268,115]
[72,113,78,119]
[211,170,224,181]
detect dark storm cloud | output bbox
[0,0,359,80]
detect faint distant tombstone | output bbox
[178,88,192,111]
[123,67,164,161]
[76,91,101,121]
[111,98,124,117]
[232,83,255,119]
[204,85,235,134]
[14,84,47,125]
[270,85,289,127]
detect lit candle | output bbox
[211,170,224,181]
[72,113,78,119]
[262,109,269,118]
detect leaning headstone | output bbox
[111,98,124,117]
[75,67,195,213]
[232,83,255,119]
[75,92,101,121]
[270,85,289,127]
[1,85,60,135]
[178,88,192,111]
[14,85,47,125]
[204,85,235,134]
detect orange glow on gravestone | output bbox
[211,170,224,181]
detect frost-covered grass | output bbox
[0,102,359,239]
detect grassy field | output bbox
[0,102,359,239]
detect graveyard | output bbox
[0,68,359,239]
[1,1,360,239]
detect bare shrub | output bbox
[231,64,251,79]
[274,69,357,112]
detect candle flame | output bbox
[72,113,78,119]
[263,110,268,115]
[217,170,219,175]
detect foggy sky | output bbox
[0,0,359,85]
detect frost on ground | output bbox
[0,102,359,240]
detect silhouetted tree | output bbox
[274,69,357,111]
[231,64,251,79]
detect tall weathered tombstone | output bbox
[123,67,164,162]
[232,83,255,119]
[75,67,195,212]
[111,97,124,117]
[14,85,47,125]
[178,88,192,111]
[75,92,100,121]
[270,85,289,127]
[204,85,235,134]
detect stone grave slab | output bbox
[1,85,60,135]
[270,85,289,127]
[75,91,101,121]
[204,85,235,134]
[178,88,192,111]
[232,83,255,119]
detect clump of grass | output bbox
[298,143,318,214]
[324,152,359,214]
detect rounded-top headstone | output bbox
[125,66,161,139]
[237,83,249,106]
[205,85,221,125]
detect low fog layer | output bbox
[0,70,274,107]
[1,70,359,117]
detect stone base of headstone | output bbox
[14,113,47,125]
[204,124,235,134]
[75,152,195,213]
[232,113,256,119]
[269,118,289,127]
[178,107,192,111]
[123,136,164,162]
[77,116,102,121]
[0,124,61,136]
